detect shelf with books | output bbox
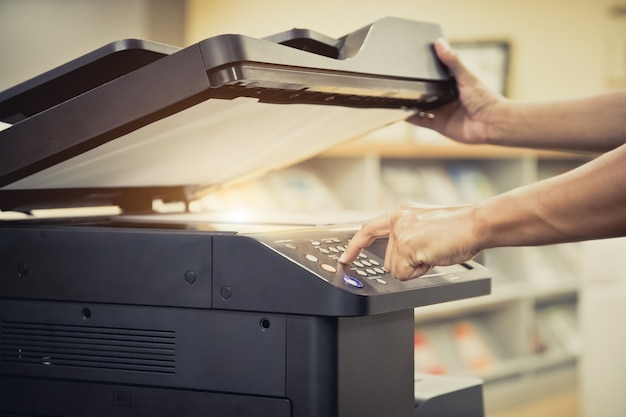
[413,310,527,383]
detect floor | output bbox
[490,389,579,417]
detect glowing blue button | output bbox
[343,275,364,289]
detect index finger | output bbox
[339,214,391,264]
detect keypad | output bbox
[272,231,470,291]
[276,234,391,288]
[303,237,388,286]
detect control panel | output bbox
[252,228,486,297]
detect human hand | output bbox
[406,38,505,145]
[339,203,482,280]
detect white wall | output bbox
[0,0,184,91]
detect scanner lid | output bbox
[0,17,456,213]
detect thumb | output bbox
[433,38,478,88]
[433,38,458,73]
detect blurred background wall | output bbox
[1,0,625,99]
[186,0,626,100]
[0,0,184,91]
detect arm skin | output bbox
[338,39,626,280]
[407,39,626,153]
[340,143,626,280]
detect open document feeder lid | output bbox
[0,17,457,212]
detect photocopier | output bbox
[0,17,490,417]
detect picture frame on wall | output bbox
[451,40,511,96]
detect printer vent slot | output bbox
[0,321,176,374]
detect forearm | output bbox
[476,143,626,249]
[488,90,626,153]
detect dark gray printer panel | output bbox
[0,300,287,396]
[0,225,214,308]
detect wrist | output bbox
[484,97,515,147]
[471,195,508,250]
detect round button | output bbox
[306,254,319,262]
[321,263,337,273]
[343,275,364,288]
[220,286,232,299]
[375,278,388,285]
[17,263,29,277]
[184,271,197,284]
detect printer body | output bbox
[0,18,488,417]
